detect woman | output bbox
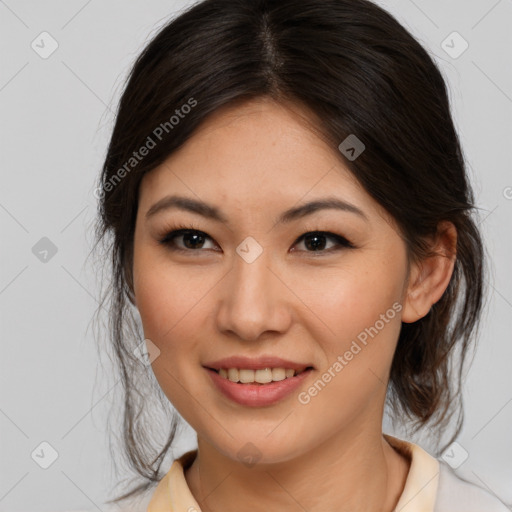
[92,0,508,510]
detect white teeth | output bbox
[255,368,273,383]
[227,368,239,382]
[215,367,307,384]
[271,368,286,381]
[239,369,255,383]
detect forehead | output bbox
[137,97,383,224]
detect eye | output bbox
[292,231,355,254]
[158,228,218,252]
[158,227,355,254]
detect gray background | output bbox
[1,0,511,510]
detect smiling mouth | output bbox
[208,367,314,385]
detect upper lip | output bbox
[203,356,314,371]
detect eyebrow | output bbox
[145,194,368,224]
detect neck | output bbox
[184,427,410,512]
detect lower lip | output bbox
[205,368,313,407]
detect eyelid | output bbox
[158,224,355,253]
[158,226,219,251]
[293,221,356,249]
[292,231,355,251]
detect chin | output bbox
[199,429,311,468]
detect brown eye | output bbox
[293,231,354,253]
[158,228,354,255]
[159,229,217,251]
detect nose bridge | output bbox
[216,243,290,340]
[234,247,273,300]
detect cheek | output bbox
[132,246,220,378]
[132,262,206,412]
[134,269,201,350]
[133,245,184,358]
[292,252,406,371]
[133,240,189,334]
[291,262,404,435]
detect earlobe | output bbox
[401,268,433,322]
[401,221,457,324]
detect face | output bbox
[132,97,413,464]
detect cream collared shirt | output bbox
[145,434,509,512]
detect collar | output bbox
[384,434,440,511]
[147,434,439,512]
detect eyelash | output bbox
[157,222,356,255]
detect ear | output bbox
[402,221,457,323]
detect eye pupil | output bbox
[183,232,205,249]
[304,233,327,251]
[161,228,351,254]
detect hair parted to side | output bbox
[91,0,486,503]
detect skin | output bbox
[132,97,457,512]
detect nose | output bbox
[216,249,292,342]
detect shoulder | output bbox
[434,460,510,512]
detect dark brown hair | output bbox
[92,0,486,503]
